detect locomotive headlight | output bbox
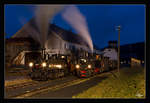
[56,65,62,68]
[76,64,80,69]
[42,62,47,67]
[29,62,33,67]
[88,65,91,68]
[49,64,52,68]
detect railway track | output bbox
[5,80,40,90]
[5,75,78,98]
[11,78,89,98]
[10,72,111,98]
[5,70,117,98]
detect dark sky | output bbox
[5,4,145,48]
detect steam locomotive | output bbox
[72,57,95,78]
[28,52,70,80]
[27,49,117,80]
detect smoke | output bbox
[34,5,64,49]
[61,5,93,52]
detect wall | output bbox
[103,48,118,60]
[5,38,39,67]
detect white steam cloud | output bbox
[34,5,64,49]
[61,5,93,52]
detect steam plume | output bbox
[34,5,64,49]
[61,5,93,52]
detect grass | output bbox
[72,66,145,98]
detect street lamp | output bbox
[116,25,121,75]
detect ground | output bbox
[5,66,145,99]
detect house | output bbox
[5,37,40,66]
[6,18,101,66]
[101,41,118,61]
[12,18,92,55]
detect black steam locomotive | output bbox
[28,53,69,80]
[27,49,117,81]
[73,57,95,78]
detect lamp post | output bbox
[116,25,121,74]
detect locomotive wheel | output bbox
[59,71,62,78]
[30,73,35,80]
[42,76,48,81]
[56,69,59,78]
[58,70,61,78]
[39,72,47,81]
[53,69,57,79]
[101,69,103,73]
[72,70,77,76]
[62,70,65,77]
[76,70,79,77]
[91,70,95,76]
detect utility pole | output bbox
[116,25,121,75]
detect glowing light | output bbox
[29,62,33,67]
[49,64,62,68]
[49,64,52,68]
[88,65,91,68]
[56,65,62,68]
[81,59,86,62]
[76,64,80,69]
[42,62,47,67]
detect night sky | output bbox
[5,4,145,48]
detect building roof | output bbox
[13,18,89,47]
[49,24,89,47]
